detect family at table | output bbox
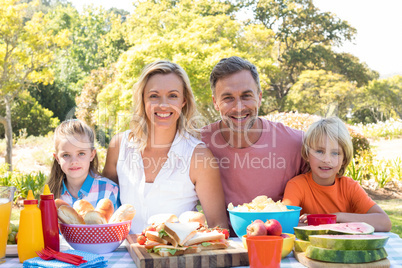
[49,56,391,237]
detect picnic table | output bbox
[3,232,402,267]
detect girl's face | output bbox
[307,135,344,186]
[54,134,96,183]
[143,73,186,132]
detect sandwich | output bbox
[151,245,200,257]
[184,230,229,250]
[160,222,200,247]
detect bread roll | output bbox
[55,199,71,209]
[179,211,206,225]
[84,211,107,224]
[147,213,178,225]
[58,205,85,224]
[95,198,114,222]
[73,199,94,218]
[109,204,136,223]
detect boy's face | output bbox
[54,135,95,183]
[308,135,344,185]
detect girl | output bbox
[103,60,228,233]
[283,117,391,232]
[48,120,119,210]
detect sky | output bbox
[69,0,402,78]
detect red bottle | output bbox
[39,184,60,251]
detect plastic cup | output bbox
[307,214,337,226]
[246,236,283,268]
[0,186,16,264]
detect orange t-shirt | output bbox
[283,172,376,215]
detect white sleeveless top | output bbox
[117,130,202,233]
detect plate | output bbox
[6,244,17,257]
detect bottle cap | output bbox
[40,184,54,200]
[24,190,38,205]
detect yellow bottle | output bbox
[18,190,44,263]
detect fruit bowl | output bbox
[242,233,295,259]
[228,205,302,238]
[59,221,131,254]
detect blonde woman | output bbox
[103,60,228,233]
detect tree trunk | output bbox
[3,97,13,171]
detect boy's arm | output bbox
[334,204,392,232]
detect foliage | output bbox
[95,0,276,134]
[234,0,375,113]
[375,200,402,238]
[353,75,402,123]
[286,70,356,119]
[0,91,59,137]
[354,119,402,139]
[0,0,69,170]
[0,164,47,201]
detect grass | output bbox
[375,199,402,238]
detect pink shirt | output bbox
[202,118,307,207]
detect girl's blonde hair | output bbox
[48,120,99,198]
[301,116,353,176]
[129,60,199,152]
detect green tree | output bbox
[286,70,355,119]
[235,0,375,113]
[0,0,69,171]
[95,0,276,134]
[354,75,402,123]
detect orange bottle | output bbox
[39,184,60,251]
[18,190,44,263]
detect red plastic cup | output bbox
[246,236,283,268]
[307,214,337,226]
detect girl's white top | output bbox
[117,130,201,233]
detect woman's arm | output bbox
[102,133,124,185]
[334,204,392,232]
[190,144,228,229]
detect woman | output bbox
[103,60,228,233]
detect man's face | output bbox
[213,70,262,133]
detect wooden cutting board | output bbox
[294,251,390,267]
[126,234,249,268]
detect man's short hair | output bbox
[209,56,261,95]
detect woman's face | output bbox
[144,73,186,132]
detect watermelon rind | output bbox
[309,235,389,250]
[306,246,388,263]
[294,240,311,252]
[294,226,328,241]
[294,222,375,241]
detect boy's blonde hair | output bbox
[48,120,99,198]
[129,60,199,152]
[301,116,353,176]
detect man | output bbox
[202,56,307,212]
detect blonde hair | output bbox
[301,116,353,176]
[129,60,199,152]
[48,120,99,198]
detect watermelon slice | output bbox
[309,234,389,250]
[306,246,388,263]
[294,240,311,252]
[294,222,374,241]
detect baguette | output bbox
[84,210,107,224]
[58,205,85,224]
[109,204,136,223]
[95,198,114,222]
[73,199,95,218]
[55,199,71,209]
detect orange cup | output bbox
[307,214,337,226]
[246,236,283,268]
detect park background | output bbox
[1,0,401,237]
